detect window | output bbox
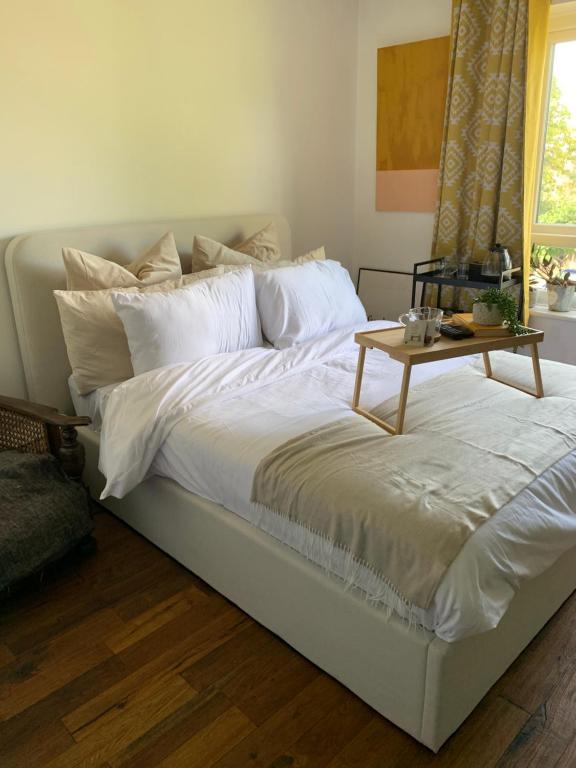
[537,40,576,227]
[533,2,576,252]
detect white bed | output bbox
[6,214,576,751]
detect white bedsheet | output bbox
[98,321,576,641]
[69,375,118,430]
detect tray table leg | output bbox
[352,345,366,408]
[530,343,544,398]
[483,352,493,378]
[352,350,412,435]
[395,363,412,435]
[483,346,544,398]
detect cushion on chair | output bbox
[0,451,93,591]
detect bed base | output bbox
[81,428,576,751]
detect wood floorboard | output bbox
[1,510,575,768]
[107,686,233,768]
[494,597,576,715]
[0,608,121,720]
[234,651,320,727]
[282,695,374,767]
[0,643,15,666]
[556,736,576,768]
[112,569,196,622]
[495,713,567,768]
[158,706,255,768]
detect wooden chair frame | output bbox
[0,395,90,481]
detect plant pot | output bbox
[472,302,503,325]
[547,284,575,312]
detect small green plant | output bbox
[473,287,527,335]
[530,246,572,286]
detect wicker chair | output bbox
[0,395,90,480]
[0,396,94,593]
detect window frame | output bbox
[531,3,576,250]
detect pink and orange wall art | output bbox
[376,36,450,213]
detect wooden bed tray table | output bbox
[353,326,545,435]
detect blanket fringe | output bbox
[251,502,430,635]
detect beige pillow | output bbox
[191,222,282,272]
[63,232,182,290]
[55,267,224,394]
[218,246,326,273]
[235,222,281,263]
[291,247,326,266]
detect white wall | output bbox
[0,0,358,399]
[353,0,452,278]
[529,309,576,364]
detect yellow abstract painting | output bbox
[376,36,449,212]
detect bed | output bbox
[5,214,576,752]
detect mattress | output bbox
[68,375,117,430]
[94,321,576,642]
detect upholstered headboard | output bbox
[6,214,291,412]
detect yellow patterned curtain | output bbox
[432,0,528,272]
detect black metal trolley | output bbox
[411,257,524,314]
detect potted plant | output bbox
[472,287,526,335]
[528,274,546,308]
[530,246,575,312]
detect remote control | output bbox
[439,323,474,339]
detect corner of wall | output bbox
[351,0,452,281]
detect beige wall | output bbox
[0,0,358,398]
[353,0,451,279]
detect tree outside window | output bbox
[537,41,576,227]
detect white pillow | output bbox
[255,260,366,348]
[54,268,224,394]
[112,267,262,375]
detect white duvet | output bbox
[98,321,576,642]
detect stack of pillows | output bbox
[55,223,367,396]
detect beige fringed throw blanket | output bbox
[251,353,576,609]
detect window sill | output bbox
[530,306,576,322]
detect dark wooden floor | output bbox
[1,511,576,767]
